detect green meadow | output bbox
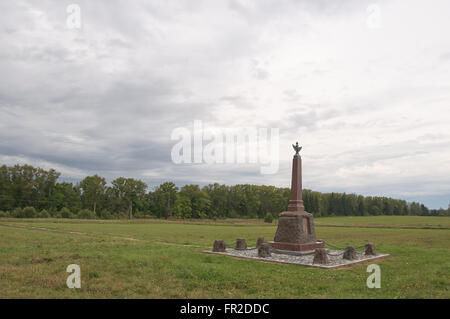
[0,216,448,298]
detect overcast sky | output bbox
[1,0,449,209]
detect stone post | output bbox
[258,243,271,258]
[236,238,247,250]
[213,240,226,252]
[313,248,329,264]
[365,243,376,256]
[343,246,357,260]
[256,237,265,248]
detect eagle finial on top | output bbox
[292,141,302,158]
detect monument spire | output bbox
[286,141,304,212]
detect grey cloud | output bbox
[1,0,449,209]
[271,105,341,132]
[439,52,450,61]
[227,0,376,22]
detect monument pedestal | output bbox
[270,211,323,251]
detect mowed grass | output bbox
[315,215,450,229]
[0,216,448,298]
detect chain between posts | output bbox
[325,251,345,256]
[319,240,366,252]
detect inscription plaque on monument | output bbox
[269,142,325,252]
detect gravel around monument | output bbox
[205,248,390,269]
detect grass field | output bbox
[0,216,448,298]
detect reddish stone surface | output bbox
[269,241,324,252]
[287,157,305,212]
[274,213,317,244]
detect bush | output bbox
[78,209,96,219]
[112,212,121,219]
[60,207,73,219]
[71,210,79,219]
[48,210,57,217]
[23,206,37,218]
[39,209,51,218]
[264,213,273,223]
[12,207,23,218]
[133,211,144,219]
[119,211,129,219]
[99,209,113,219]
[228,209,239,219]
[0,210,9,218]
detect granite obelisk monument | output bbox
[270,142,324,251]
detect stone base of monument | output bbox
[203,248,390,269]
[271,210,323,251]
[269,241,324,252]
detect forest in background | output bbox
[0,164,448,220]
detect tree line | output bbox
[0,164,448,219]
